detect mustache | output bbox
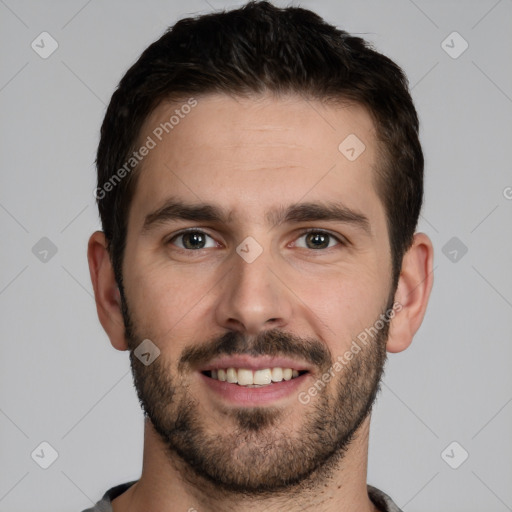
[178,328,332,372]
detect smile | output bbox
[203,367,307,387]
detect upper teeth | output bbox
[210,367,300,386]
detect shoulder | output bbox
[80,481,138,512]
[367,485,404,512]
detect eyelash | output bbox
[292,228,345,249]
[167,228,346,251]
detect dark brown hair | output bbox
[96,0,423,289]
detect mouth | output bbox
[202,367,308,387]
[198,356,313,405]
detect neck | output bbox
[112,416,378,512]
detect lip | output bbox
[199,371,309,406]
[198,355,313,373]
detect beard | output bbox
[120,292,391,496]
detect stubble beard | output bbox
[121,293,391,496]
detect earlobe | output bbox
[386,232,434,353]
[87,231,129,351]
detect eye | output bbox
[294,229,343,250]
[169,229,218,250]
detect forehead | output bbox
[129,93,384,228]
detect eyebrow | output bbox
[142,198,372,235]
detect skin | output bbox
[88,93,434,512]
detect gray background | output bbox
[1,0,511,511]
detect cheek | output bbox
[300,265,388,349]
[124,258,217,348]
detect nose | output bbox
[214,244,293,336]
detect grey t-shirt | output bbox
[82,482,403,511]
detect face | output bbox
[120,93,395,493]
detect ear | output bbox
[87,231,129,351]
[386,232,434,353]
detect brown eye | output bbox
[295,230,342,250]
[170,230,216,250]
[305,232,330,249]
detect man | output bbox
[86,1,433,511]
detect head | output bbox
[88,0,433,496]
